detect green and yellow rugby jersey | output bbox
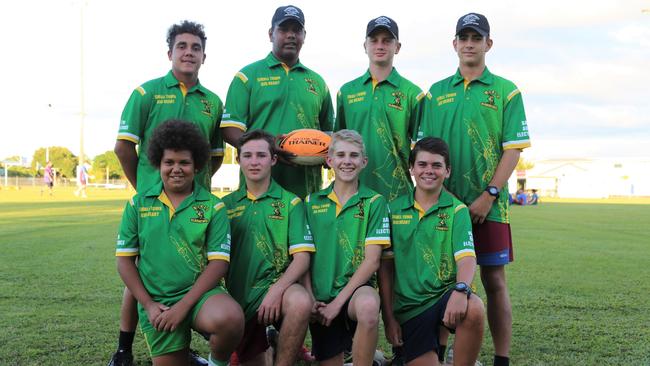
[222,179,314,320]
[306,183,390,302]
[117,71,224,193]
[388,189,475,324]
[116,183,231,302]
[336,68,425,201]
[222,53,335,198]
[417,67,531,223]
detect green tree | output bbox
[516,158,535,172]
[32,147,78,178]
[92,150,123,181]
[1,156,32,177]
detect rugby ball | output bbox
[278,129,331,166]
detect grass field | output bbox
[1,187,649,365]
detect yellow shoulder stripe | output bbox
[507,89,521,101]
[290,197,301,206]
[454,203,467,213]
[235,72,248,83]
[135,86,146,96]
[213,202,225,211]
[416,91,426,102]
[369,194,382,204]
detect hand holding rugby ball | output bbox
[277,129,331,166]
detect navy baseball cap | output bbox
[366,16,399,39]
[272,5,305,28]
[455,13,490,37]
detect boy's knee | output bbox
[464,296,485,327]
[354,296,380,328]
[283,286,313,316]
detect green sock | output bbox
[208,353,229,366]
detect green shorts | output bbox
[139,286,226,357]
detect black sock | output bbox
[437,345,447,363]
[118,331,135,352]
[494,355,509,366]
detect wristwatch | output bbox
[454,282,472,298]
[485,185,500,198]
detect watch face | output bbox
[455,283,468,291]
[487,187,499,196]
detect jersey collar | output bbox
[163,70,207,95]
[234,178,283,202]
[400,188,454,217]
[265,52,305,71]
[451,66,494,86]
[362,67,401,88]
[317,182,375,216]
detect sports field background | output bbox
[1,187,649,365]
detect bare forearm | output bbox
[176,260,228,309]
[117,256,152,306]
[455,256,477,285]
[222,127,245,147]
[273,252,310,293]
[490,149,521,190]
[114,140,138,188]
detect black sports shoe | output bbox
[189,349,209,366]
[107,350,133,366]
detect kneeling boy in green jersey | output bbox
[223,130,315,366]
[379,137,484,365]
[305,129,391,366]
[115,120,244,366]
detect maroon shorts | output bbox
[235,317,270,362]
[472,220,513,266]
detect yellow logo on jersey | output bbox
[191,204,209,223]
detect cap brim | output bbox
[456,26,488,37]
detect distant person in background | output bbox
[528,189,539,205]
[42,161,54,197]
[512,189,527,206]
[74,162,91,198]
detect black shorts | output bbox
[309,299,356,362]
[401,289,455,363]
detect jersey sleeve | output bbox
[211,99,225,157]
[206,200,231,262]
[221,72,251,132]
[502,83,531,150]
[365,195,391,248]
[334,90,346,132]
[288,197,315,255]
[415,91,434,142]
[118,86,152,144]
[451,203,475,261]
[408,88,426,147]
[116,197,139,257]
[319,84,335,133]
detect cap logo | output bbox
[461,14,480,27]
[284,6,300,17]
[375,16,391,26]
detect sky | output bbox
[1,0,649,162]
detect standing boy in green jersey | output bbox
[116,120,244,366]
[379,137,484,366]
[336,16,424,201]
[305,130,391,366]
[111,21,224,366]
[417,13,531,366]
[223,130,314,366]
[221,5,334,198]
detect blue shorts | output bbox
[401,289,454,363]
[472,220,513,266]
